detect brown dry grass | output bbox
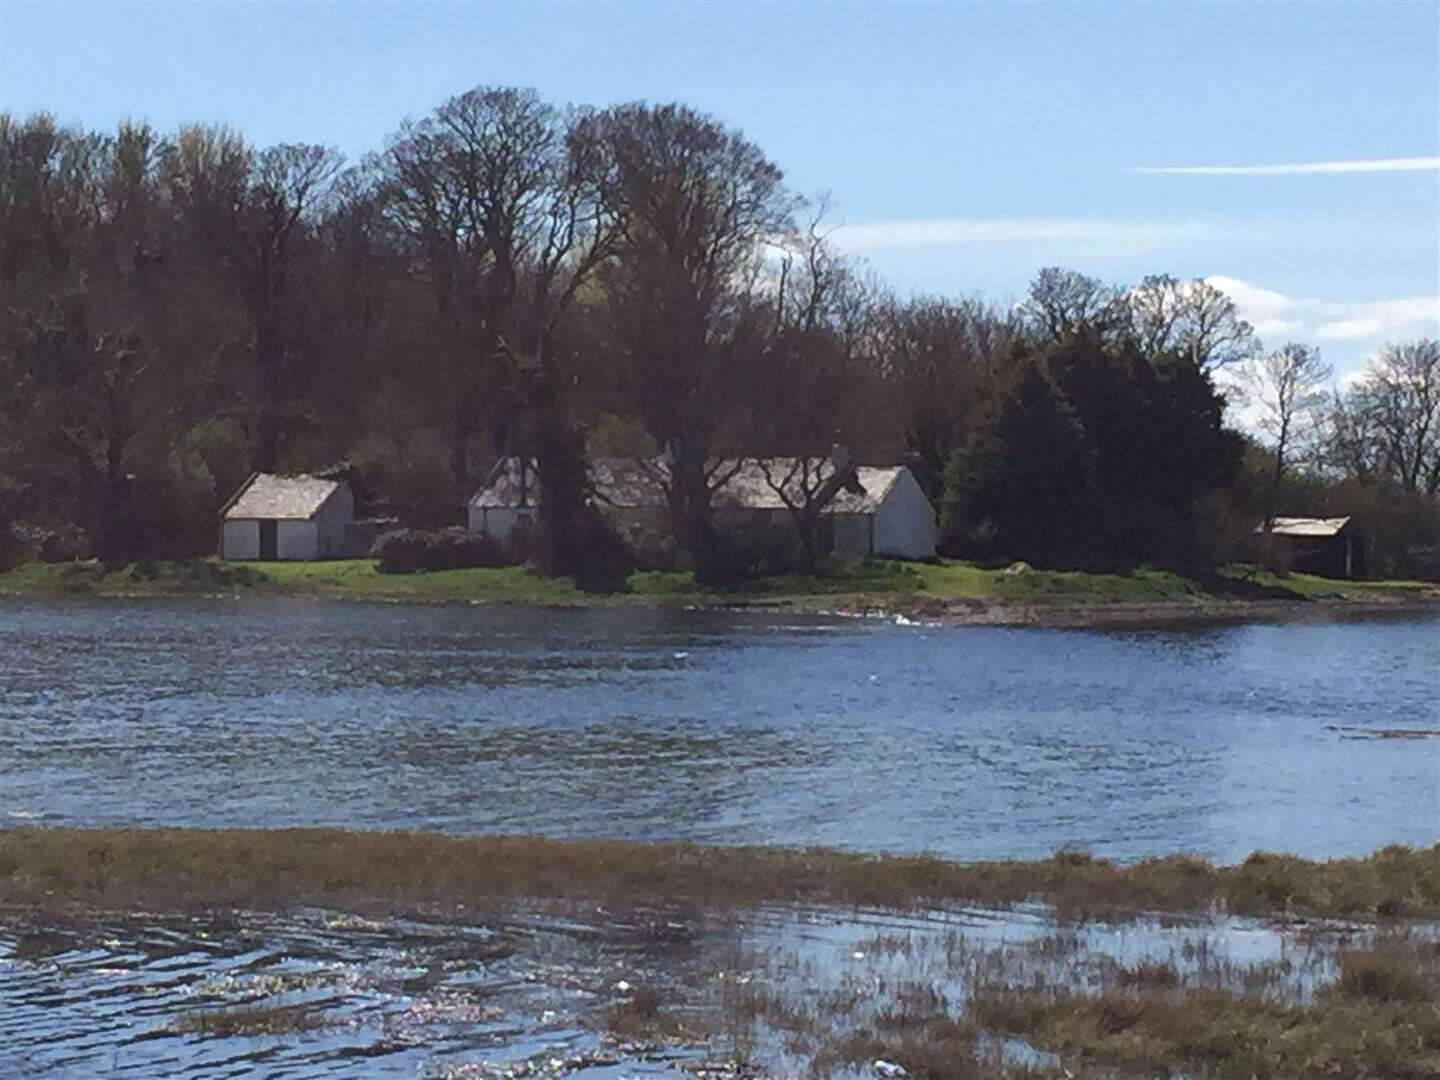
[809,1017,990,1079]
[958,927,1440,1079]
[1329,935,1440,1005]
[973,983,1440,1079]
[169,1002,324,1038]
[604,983,697,1042]
[1,828,1437,923]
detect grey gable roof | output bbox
[223,473,343,520]
[1266,516,1352,538]
[470,458,907,515]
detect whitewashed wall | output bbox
[468,506,538,541]
[872,470,937,559]
[276,521,318,559]
[313,487,355,557]
[221,520,260,560]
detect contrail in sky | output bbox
[1136,156,1439,175]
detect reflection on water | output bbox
[1,598,1437,860]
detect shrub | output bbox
[371,527,503,574]
[0,527,27,572]
[537,508,634,594]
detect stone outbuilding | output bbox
[468,457,938,560]
[219,473,356,561]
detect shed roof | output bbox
[470,457,906,515]
[1266,516,1352,538]
[223,473,343,520]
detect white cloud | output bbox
[1203,275,1307,338]
[1313,316,1385,341]
[1313,297,1440,341]
[1205,276,1438,399]
[1205,277,1438,346]
[1136,156,1440,176]
[828,218,1213,251]
[1338,366,1374,391]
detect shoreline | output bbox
[879,592,1440,629]
[3,566,1438,631]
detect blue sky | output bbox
[2,0,1436,379]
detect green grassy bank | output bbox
[1,556,1434,619]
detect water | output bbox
[2,898,1420,1078]
[2,597,1436,861]
[0,903,724,1078]
[3,597,1438,1076]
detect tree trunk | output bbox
[1263,415,1289,529]
[667,451,724,583]
[252,316,284,474]
[522,351,631,590]
[56,431,141,566]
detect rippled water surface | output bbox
[0,902,728,1078]
[2,598,1437,861]
[2,897,1419,1078]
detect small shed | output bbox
[1264,516,1366,579]
[468,457,938,560]
[220,473,356,561]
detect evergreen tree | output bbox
[947,357,1093,564]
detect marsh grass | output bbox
[6,857,1438,1079]
[169,1002,324,1038]
[10,929,75,960]
[3,828,1438,924]
[1330,935,1440,1004]
[972,984,1440,1079]
[723,924,1440,1079]
[604,983,696,1042]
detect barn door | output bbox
[259,520,278,560]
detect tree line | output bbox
[1,89,1436,582]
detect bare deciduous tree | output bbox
[381,87,624,581]
[755,451,863,572]
[0,118,207,562]
[876,294,1014,501]
[166,129,343,471]
[1242,342,1332,525]
[1021,267,1129,342]
[582,102,798,581]
[1128,274,1258,370]
[1335,339,1440,496]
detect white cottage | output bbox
[220,473,355,560]
[468,457,938,560]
